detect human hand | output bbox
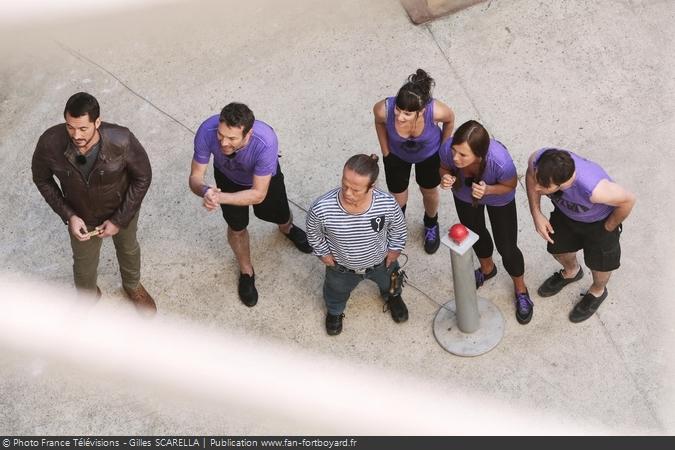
[320,254,336,266]
[202,187,221,211]
[533,213,554,244]
[471,181,488,199]
[68,215,90,241]
[98,220,120,238]
[603,219,617,232]
[440,174,456,190]
[385,250,400,268]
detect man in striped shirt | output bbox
[306,154,409,336]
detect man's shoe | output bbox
[569,288,608,323]
[385,294,409,323]
[326,313,344,336]
[515,291,533,325]
[475,266,497,289]
[238,273,258,307]
[423,223,441,254]
[537,267,583,297]
[284,224,313,254]
[124,283,157,316]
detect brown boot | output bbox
[124,283,157,316]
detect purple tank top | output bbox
[385,97,442,163]
[533,148,614,223]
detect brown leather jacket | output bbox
[31,122,152,228]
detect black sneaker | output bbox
[284,224,313,254]
[475,266,497,289]
[385,294,409,323]
[325,313,344,336]
[238,272,258,307]
[569,288,608,323]
[537,267,583,297]
[515,290,533,324]
[423,223,440,254]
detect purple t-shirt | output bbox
[193,115,278,187]
[439,138,517,207]
[385,97,442,163]
[532,148,614,223]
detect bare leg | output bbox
[589,270,612,297]
[478,256,495,275]
[227,227,253,276]
[419,186,439,217]
[277,211,293,234]
[391,189,409,209]
[511,274,528,294]
[553,252,580,278]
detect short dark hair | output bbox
[344,154,380,188]
[219,102,255,135]
[395,68,434,112]
[64,92,100,122]
[535,149,575,187]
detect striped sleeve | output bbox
[306,193,332,258]
[386,200,407,251]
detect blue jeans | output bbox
[323,259,401,315]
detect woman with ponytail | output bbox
[439,120,533,324]
[373,68,455,254]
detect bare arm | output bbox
[481,176,517,196]
[590,179,636,231]
[525,152,554,243]
[433,99,455,143]
[373,100,390,157]
[213,173,272,206]
[189,160,214,197]
[439,163,456,190]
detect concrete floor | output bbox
[1,0,673,435]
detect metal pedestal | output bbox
[433,228,504,356]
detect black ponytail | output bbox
[395,68,435,112]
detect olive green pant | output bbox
[69,213,141,293]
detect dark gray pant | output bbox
[323,259,401,315]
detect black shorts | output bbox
[547,208,622,272]
[382,151,441,193]
[213,164,291,231]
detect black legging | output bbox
[453,196,525,277]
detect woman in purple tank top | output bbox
[373,69,455,255]
[439,120,533,325]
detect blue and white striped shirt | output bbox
[306,188,407,270]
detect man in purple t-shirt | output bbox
[189,103,312,307]
[526,148,636,323]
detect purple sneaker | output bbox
[423,223,440,254]
[515,291,533,324]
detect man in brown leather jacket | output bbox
[31,92,156,314]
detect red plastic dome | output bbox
[448,224,469,244]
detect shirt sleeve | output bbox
[386,200,407,251]
[306,203,331,257]
[193,128,212,165]
[31,135,77,224]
